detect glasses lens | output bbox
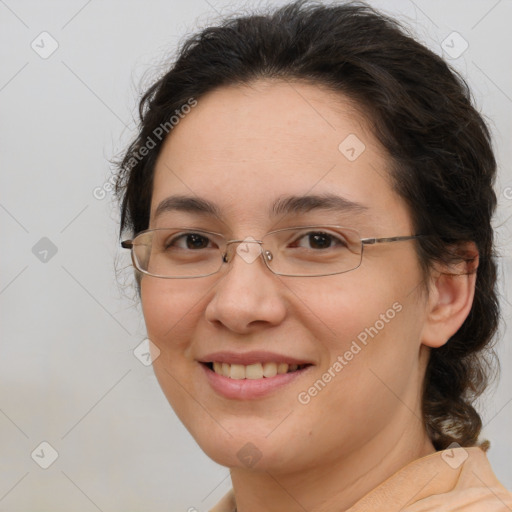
[132,229,224,278]
[263,226,362,276]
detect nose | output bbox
[204,239,287,334]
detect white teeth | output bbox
[245,363,264,379]
[262,362,278,378]
[277,363,289,374]
[210,361,306,379]
[230,364,245,380]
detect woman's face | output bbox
[141,80,432,472]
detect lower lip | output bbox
[201,363,312,400]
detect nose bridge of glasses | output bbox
[224,237,268,265]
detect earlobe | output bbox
[421,245,479,349]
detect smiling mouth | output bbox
[203,361,311,379]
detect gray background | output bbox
[1,0,511,510]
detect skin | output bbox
[140,80,477,512]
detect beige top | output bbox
[210,447,512,511]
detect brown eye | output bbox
[308,233,333,249]
[184,234,210,249]
[292,231,348,250]
[165,233,213,250]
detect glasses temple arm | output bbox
[361,235,422,245]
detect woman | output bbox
[115,1,512,510]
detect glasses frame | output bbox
[121,226,423,279]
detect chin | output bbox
[191,427,304,473]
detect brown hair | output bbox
[114,0,500,450]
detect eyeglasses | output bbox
[121,226,422,279]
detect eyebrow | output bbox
[154,196,221,219]
[153,193,369,220]
[271,193,369,217]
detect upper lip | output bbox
[198,351,313,366]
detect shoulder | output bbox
[403,446,512,512]
[211,447,512,512]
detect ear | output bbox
[421,243,479,348]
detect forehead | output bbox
[156,79,374,170]
[150,80,411,233]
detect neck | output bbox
[229,416,436,512]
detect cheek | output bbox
[141,278,204,344]
[293,288,425,447]
[293,255,427,396]
[140,279,207,430]
[289,271,413,355]
[140,278,209,385]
